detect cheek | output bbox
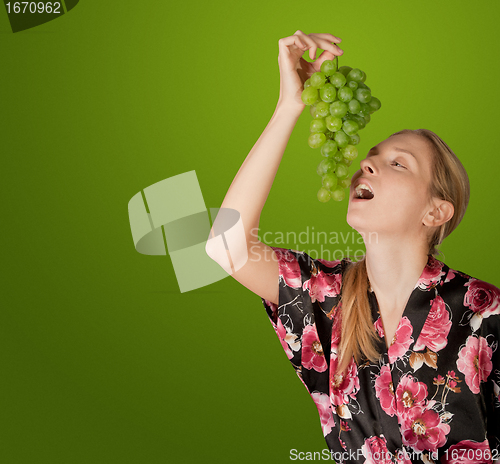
[388,185,431,221]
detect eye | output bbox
[391,161,406,169]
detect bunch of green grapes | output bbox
[301,59,382,202]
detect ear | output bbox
[422,199,454,228]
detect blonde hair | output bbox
[336,129,470,373]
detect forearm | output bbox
[213,100,302,243]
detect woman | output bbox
[205,31,500,463]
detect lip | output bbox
[351,177,374,201]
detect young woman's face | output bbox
[346,132,436,244]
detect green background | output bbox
[2,1,499,463]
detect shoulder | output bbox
[439,260,500,332]
[269,246,348,279]
[269,247,350,302]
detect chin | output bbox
[346,207,376,239]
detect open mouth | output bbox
[354,183,374,200]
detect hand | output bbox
[277,30,343,110]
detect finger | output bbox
[309,35,344,56]
[310,33,342,44]
[278,35,308,50]
[293,33,318,60]
[315,49,337,64]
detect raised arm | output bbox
[206,31,343,304]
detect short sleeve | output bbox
[261,247,345,392]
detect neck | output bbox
[363,235,429,314]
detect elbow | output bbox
[205,237,218,261]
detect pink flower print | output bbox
[310,392,336,437]
[456,335,493,394]
[276,318,300,360]
[276,318,293,359]
[395,374,428,419]
[374,316,385,338]
[273,248,302,289]
[302,324,328,372]
[330,358,360,407]
[340,420,351,432]
[441,439,493,464]
[416,256,446,290]
[361,435,393,464]
[433,375,445,386]
[444,268,456,284]
[375,364,397,417]
[413,296,452,352]
[303,270,342,303]
[400,405,450,452]
[317,258,341,268]
[464,279,500,331]
[388,317,414,363]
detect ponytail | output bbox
[337,257,380,374]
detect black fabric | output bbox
[261,248,500,464]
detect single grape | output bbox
[310,118,327,133]
[310,72,327,89]
[321,139,338,157]
[338,87,353,103]
[304,79,312,89]
[320,60,337,77]
[322,172,338,190]
[320,83,337,103]
[314,101,330,118]
[360,70,367,82]
[364,113,371,124]
[349,133,360,145]
[367,97,381,113]
[344,159,353,167]
[348,99,361,115]
[317,158,335,176]
[338,66,352,78]
[308,132,326,148]
[330,101,348,118]
[342,119,359,136]
[317,187,331,203]
[358,103,371,118]
[334,130,349,148]
[302,87,319,105]
[329,72,347,89]
[332,151,343,163]
[331,186,345,201]
[347,80,358,91]
[342,144,358,161]
[339,178,351,189]
[355,88,372,104]
[310,104,318,118]
[335,162,349,179]
[325,115,343,132]
[352,114,366,129]
[357,82,370,90]
[347,68,364,83]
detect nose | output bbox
[360,157,376,175]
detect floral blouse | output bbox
[261,247,500,464]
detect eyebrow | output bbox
[367,146,416,159]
